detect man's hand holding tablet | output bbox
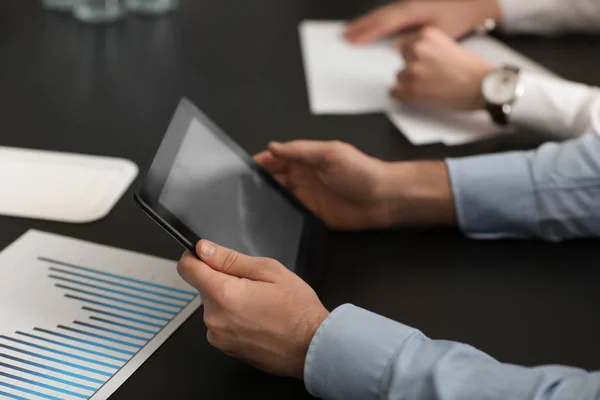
[254,140,394,230]
[255,140,456,229]
[177,240,329,379]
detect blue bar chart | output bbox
[0,230,202,400]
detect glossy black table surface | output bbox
[1,1,599,398]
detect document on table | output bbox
[0,147,138,223]
[0,230,201,400]
[299,21,401,114]
[299,20,556,145]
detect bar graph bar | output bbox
[0,230,202,400]
[14,332,129,363]
[38,257,197,295]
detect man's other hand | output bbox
[255,140,394,230]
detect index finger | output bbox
[345,3,423,45]
[254,150,289,175]
[267,140,332,168]
[398,31,420,62]
[177,251,231,298]
[395,29,420,53]
[345,5,392,43]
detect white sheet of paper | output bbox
[299,20,556,145]
[0,229,201,400]
[0,147,138,223]
[299,20,403,114]
[387,105,502,145]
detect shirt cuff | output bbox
[511,72,599,138]
[446,153,537,239]
[304,304,423,400]
[498,0,559,34]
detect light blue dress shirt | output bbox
[305,304,600,400]
[304,133,600,399]
[447,132,600,241]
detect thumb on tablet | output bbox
[195,240,284,283]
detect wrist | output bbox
[378,161,457,226]
[478,0,503,26]
[470,63,496,110]
[296,306,329,380]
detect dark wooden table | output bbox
[1,1,599,398]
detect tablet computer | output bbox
[135,98,326,282]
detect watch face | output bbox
[482,68,520,106]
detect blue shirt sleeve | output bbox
[445,133,600,241]
[304,304,600,400]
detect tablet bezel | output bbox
[135,98,325,279]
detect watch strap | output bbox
[484,66,521,126]
[488,104,509,125]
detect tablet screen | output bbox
[157,118,304,270]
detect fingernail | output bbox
[201,241,215,258]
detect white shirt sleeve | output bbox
[510,71,600,139]
[498,0,600,34]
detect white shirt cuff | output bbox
[498,0,600,34]
[498,0,561,34]
[511,72,600,138]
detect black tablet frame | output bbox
[134,98,326,282]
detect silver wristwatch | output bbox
[481,66,524,125]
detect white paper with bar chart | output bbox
[0,230,202,400]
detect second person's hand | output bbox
[344,0,502,46]
[391,27,495,110]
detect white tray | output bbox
[0,146,138,223]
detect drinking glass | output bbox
[125,0,178,14]
[73,0,126,23]
[41,0,76,12]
